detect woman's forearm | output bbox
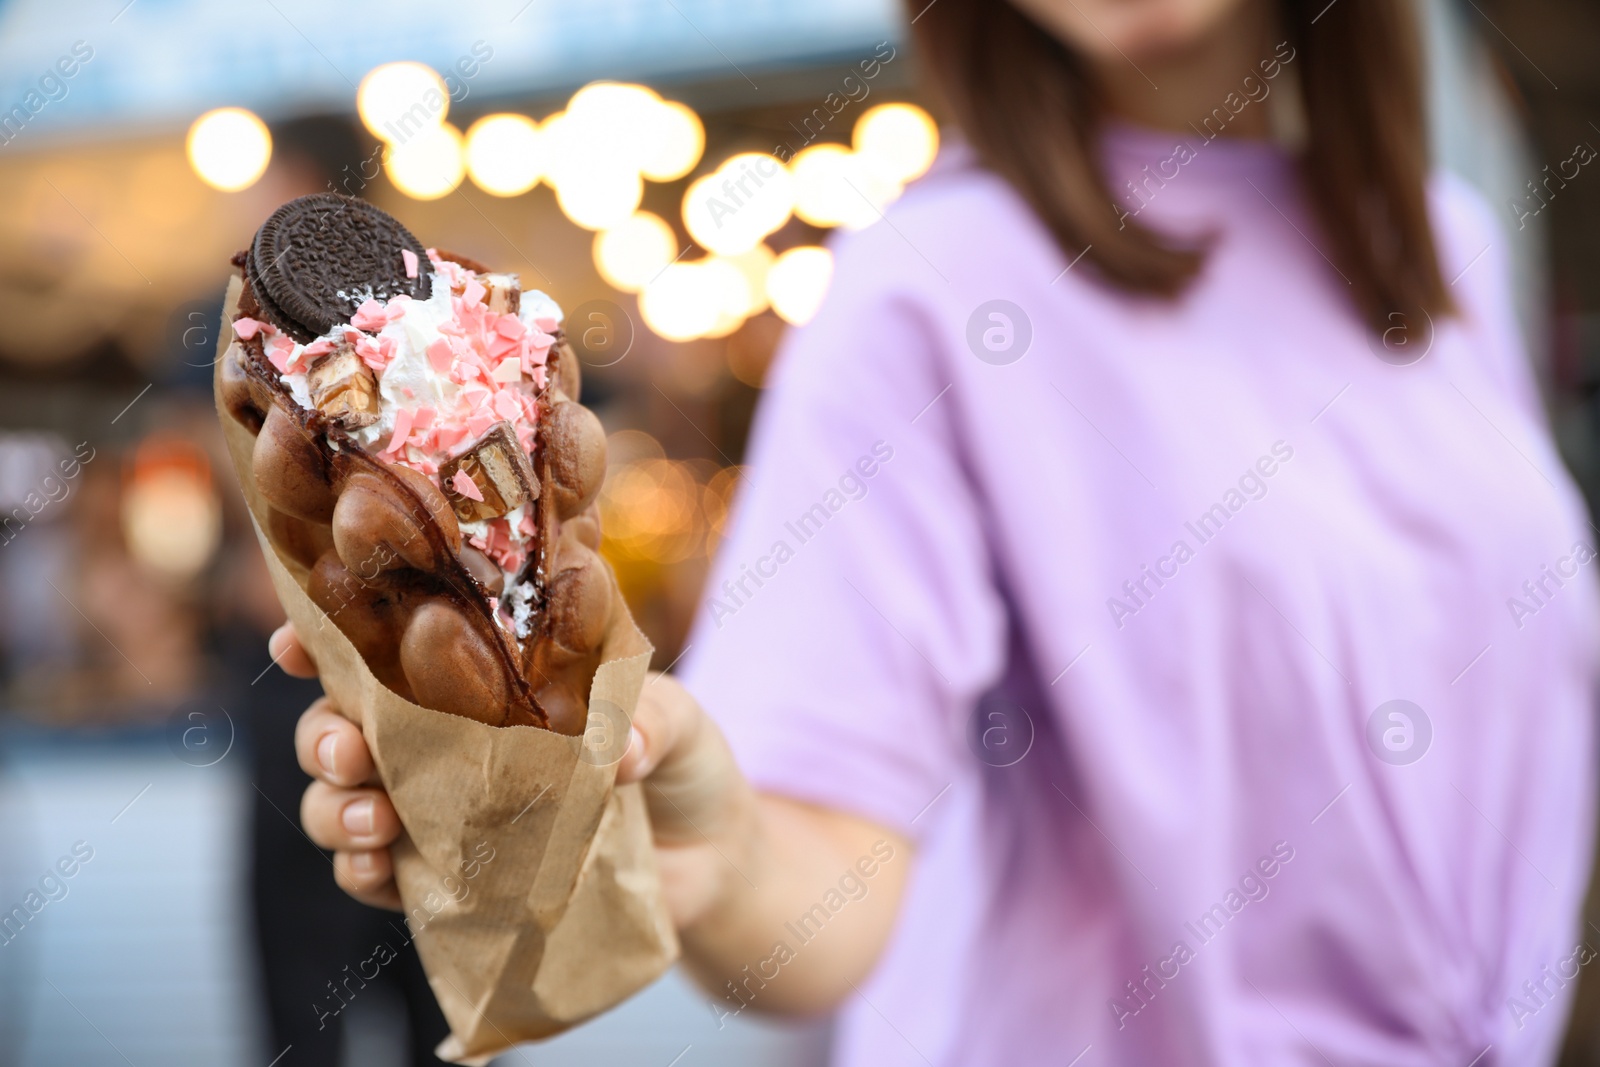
[673,790,911,1019]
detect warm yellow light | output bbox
[682,153,794,256]
[640,261,723,341]
[766,246,833,326]
[853,103,940,185]
[464,113,544,196]
[790,144,901,229]
[701,257,753,337]
[594,211,678,293]
[186,108,272,192]
[384,122,465,200]
[555,165,643,230]
[719,244,774,316]
[569,82,661,146]
[358,62,449,143]
[641,100,704,182]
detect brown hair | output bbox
[907,0,1453,331]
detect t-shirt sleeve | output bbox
[676,241,1008,841]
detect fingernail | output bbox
[342,798,375,836]
[350,851,375,874]
[317,732,339,776]
[628,727,644,763]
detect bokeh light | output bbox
[718,245,774,317]
[122,437,221,580]
[464,114,545,196]
[766,245,833,325]
[185,108,272,192]
[683,153,794,256]
[641,100,705,182]
[790,143,901,229]
[385,122,466,200]
[594,211,679,293]
[853,102,940,184]
[358,62,449,142]
[555,166,643,230]
[640,260,723,341]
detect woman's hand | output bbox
[274,623,404,909]
[273,620,766,926]
[276,620,911,1016]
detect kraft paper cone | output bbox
[213,276,679,1064]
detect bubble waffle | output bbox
[218,193,615,734]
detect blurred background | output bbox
[0,0,1595,1064]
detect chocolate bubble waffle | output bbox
[218,193,614,734]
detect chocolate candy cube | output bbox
[440,421,538,523]
[307,344,380,428]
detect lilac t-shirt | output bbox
[679,126,1600,1066]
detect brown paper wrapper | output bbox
[212,276,678,1064]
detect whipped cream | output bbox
[232,251,564,626]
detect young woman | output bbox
[284,0,1600,1062]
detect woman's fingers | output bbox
[301,781,401,852]
[617,671,697,784]
[269,622,319,679]
[333,849,402,911]
[294,696,374,786]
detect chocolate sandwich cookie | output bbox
[249,193,432,343]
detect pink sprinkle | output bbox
[487,597,499,615]
[232,317,263,340]
[530,365,548,390]
[383,408,415,455]
[451,469,484,501]
[493,314,525,340]
[266,346,291,374]
[462,279,486,307]
[435,424,469,452]
[468,533,488,551]
[426,338,454,375]
[343,328,364,344]
[493,390,521,421]
[378,335,397,363]
[492,358,522,383]
[302,338,335,359]
[351,300,388,331]
[534,316,558,333]
[413,406,436,431]
[401,248,419,279]
[518,511,538,537]
[467,411,497,437]
[402,386,415,399]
